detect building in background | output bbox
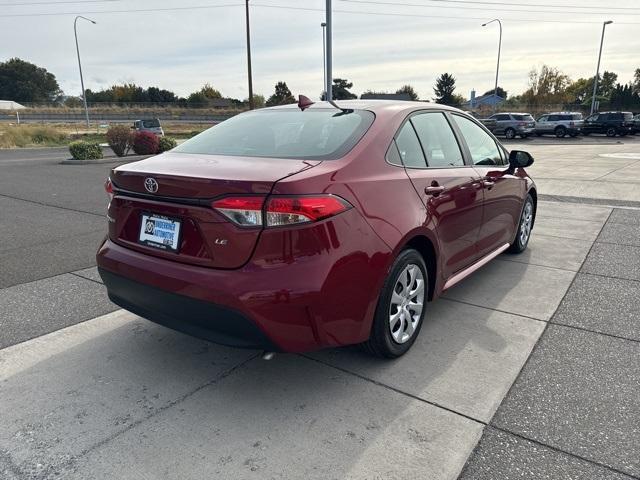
[462,90,504,110]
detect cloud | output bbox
[1,0,638,101]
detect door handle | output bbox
[482,177,495,189]
[424,185,445,196]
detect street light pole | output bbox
[74,15,96,128]
[245,0,254,109]
[325,0,332,101]
[590,20,613,116]
[482,18,502,112]
[321,22,327,99]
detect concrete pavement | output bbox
[1,142,639,479]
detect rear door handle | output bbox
[424,185,445,196]
[482,177,495,189]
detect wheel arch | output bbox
[403,235,438,301]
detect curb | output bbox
[60,154,151,165]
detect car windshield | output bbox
[513,114,534,122]
[142,119,160,128]
[173,109,375,160]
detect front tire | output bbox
[362,249,428,358]
[555,126,567,138]
[505,128,516,140]
[508,194,534,254]
[606,127,617,137]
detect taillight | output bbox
[104,178,114,201]
[265,196,351,226]
[211,196,265,226]
[212,195,351,228]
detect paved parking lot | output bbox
[1,138,639,479]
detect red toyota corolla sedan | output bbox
[97,100,536,358]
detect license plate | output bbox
[139,213,181,252]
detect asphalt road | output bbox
[1,142,639,479]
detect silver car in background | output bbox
[133,118,164,136]
[535,112,583,138]
[482,113,536,139]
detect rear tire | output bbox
[361,249,428,358]
[505,128,516,140]
[508,194,534,254]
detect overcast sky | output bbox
[2,0,639,101]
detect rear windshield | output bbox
[174,109,375,160]
[571,113,583,120]
[623,113,633,120]
[512,114,534,122]
[142,119,160,128]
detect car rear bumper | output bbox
[97,211,389,353]
[99,267,280,351]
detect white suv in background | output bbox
[535,112,583,138]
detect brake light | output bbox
[104,178,114,201]
[265,196,351,226]
[211,196,265,226]
[212,195,351,227]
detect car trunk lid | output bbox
[108,152,320,268]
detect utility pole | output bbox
[325,0,332,101]
[74,15,96,128]
[482,19,502,113]
[245,0,254,109]
[321,22,327,100]
[590,20,613,116]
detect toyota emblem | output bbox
[144,177,158,193]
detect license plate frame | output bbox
[138,213,182,252]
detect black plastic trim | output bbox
[99,268,280,351]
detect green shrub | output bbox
[69,141,103,160]
[106,125,134,157]
[158,136,177,153]
[132,131,160,155]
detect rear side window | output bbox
[410,113,464,167]
[451,114,504,166]
[513,114,534,122]
[395,122,426,168]
[174,109,374,160]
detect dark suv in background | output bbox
[583,112,634,137]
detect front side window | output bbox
[410,113,464,167]
[538,116,548,122]
[174,109,375,160]
[451,114,503,166]
[395,122,426,168]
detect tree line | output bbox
[1,57,639,111]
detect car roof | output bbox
[266,100,463,115]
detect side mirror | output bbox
[508,150,534,170]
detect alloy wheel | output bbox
[389,264,425,344]
[519,200,533,246]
